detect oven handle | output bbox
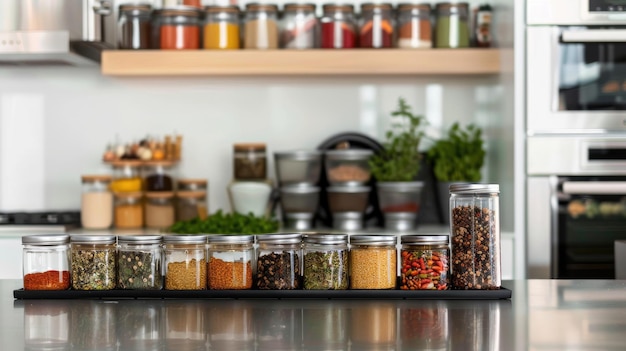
[561,29,626,43]
[562,181,626,195]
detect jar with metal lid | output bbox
[114,192,144,229]
[349,235,397,289]
[400,235,449,290]
[110,161,143,193]
[144,161,175,191]
[208,235,255,289]
[176,191,208,221]
[118,3,152,49]
[359,3,394,48]
[435,2,470,48]
[163,235,207,290]
[449,184,500,290]
[244,3,279,49]
[145,192,175,229]
[397,3,432,49]
[320,4,357,49]
[117,235,163,289]
[256,233,302,290]
[281,3,319,49]
[204,5,240,49]
[158,6,201,50]
[234,143,267,180]
[303,233,348,290]
[81,175,113,230]
[70,234,116,290]
[22,234,71,290]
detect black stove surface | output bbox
[0,211,81,225]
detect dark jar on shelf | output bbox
[400,235,450,290]
[144,161,175,191]
[435,2,470,48]
[158,6,201,50]
[397,3,432,49]
[233,143,267,180]
[359,3,394,48]
[320,4,357,49]
[256,233,302,290]
[118,3,152,49]
[163,235,208,290]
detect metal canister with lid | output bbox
[208,235,255,290]
[449,184,501,290]
[117,235,163,290]
[256,233,302,290]
[22,234,71,291]
[303,233,349,290]
[70,234,117,290]
[349,234,397,289]
[163,235,207,290]
[400,235,449,290]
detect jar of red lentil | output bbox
[349,234,397,290]
[320,4,357,49]
[22,234,71,290]
[163,235,208,290]
[158,6,201,50]
[303,233,349,290]
[400,235,449,290]
[208,235,255,290]
[256,233,302,290]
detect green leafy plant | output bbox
[169,210,280,234]
[368,98,427,182]
[427,122,485,182]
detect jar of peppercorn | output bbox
[207,235,255,290]
[303,233,349,290]
[22,234,71,290]
[349,234,397,290]
[256,233,302,290]
[117,235,163,290]
[400,235,449,291]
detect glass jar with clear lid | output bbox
[449,184,500,289]
[244,3,279,49]
[70,234,117,290]
[22,234,70,290]
[359,3,394,48]
[114,191,144,229]
[303,233,348,290]
[435,2,470,48]
[158,6,201,50]
[145,192,175,229]
[110,160,143,193]
[163,235,208,290]
[350,234,397,289]
[397,3,432,49]
[117,235,163,289]
[118,3,152,49]
[81,175,113,229]
[256,233,302,290]
[144,160,175,191]
[234,143,267,180]
[281,3,319,49]
[208,235,255,289]
[177,178,208,191]
[176,191,208,221]
[204,5,240,49]
[400,235,449,290]
[320,4,357,49]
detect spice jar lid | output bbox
[234,143,266,152]
[274,150,322,161]
[246,3,278,12]
[22,234,70,245]
[70,234,116,244]
[204,5,240,13]
[207,234,254,244]
[257,233,302,244]
[449,183,500,194]
[322,4,355,12]
[325,149,373,161]
[327,185,370,193]
[110,160,143,168]
[81,175,113,182]
[361,3,393,11]
[114,191,144,199]
[284,3,316,11]
[163,234,207,244]
[145,191,175,199]
[303,233,348,245]
[143,160,175,168]
[435,2,469,11]
[119,3,152,12]
[401,234,449,244]
[350,234,396,246]
[177,190,206,198]
[118,235,162,244]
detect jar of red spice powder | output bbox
[359,3,394,48]
[158,6,202,50]
[320,4,357,49]
[22,234,71,290]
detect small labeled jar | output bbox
[110,161,142,193]
[176,191,208,221]
[450,184,501,289]
[400,235,449,290]
[177,178,208,191]
[118,3,152,49]
[114,192,144,229]
[397,3,432,49]
[208,235,255,290]
[349,235,397,289]
[204,5,240,49]
[303,233,348,290]
[234,143,267,180]
[359,3,394,48]
[281,3,319,49]
[163,235,208,290]
[435,2,470,48]
[144,161,175,191]
[320,4,357,49]
[145,192,175,229]
[81,175,113,230]
[158,6,201,50]
[22,234,70,290]
[244,3,279,49]
[256,233,302,290]
[117,235,163,289]
[70,234,117,290]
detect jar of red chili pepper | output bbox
[158,6,201,50]
[400,235,449,290]
[320,4,357,49]
[359,3,394,48]
[22,234,71,291]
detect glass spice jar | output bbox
[145,192,175,229]
[81,175,113,230]
[22,234,71,291]
[244,3,279,49]
[204,5,240,49]
[144,161,175,191]
[208,235,255,290]
[114,192,144,229]
[396,3,432,49]
[177,178,208,191]
[117,235,163,290]
[400,235,450,290]
[110,161,143,193]
[320,4,357,49]
[303,233,349,290]
[233,143,267,180]
[359,3,394,48]
[158,6,201,50]
[435,2,470,48]
[176,191,208,221]
[118,3,152,49]
[256,233,302,290]
[151,9,164,49]
[349,235,397,290]
[70,234,117,291]
[281,3,319,49]
[163,235,208,290]
[450,184,501,290]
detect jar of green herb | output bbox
[117,235,163,290]
[70,234,117,290]
[303,233,349,290]
[435,2,470,48]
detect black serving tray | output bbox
[14,287,511,300]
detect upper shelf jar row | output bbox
[117,2,491,51]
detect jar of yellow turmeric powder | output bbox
[203,5,240,50]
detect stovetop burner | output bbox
[0,212,81,225]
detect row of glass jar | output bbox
[118,2,474,50]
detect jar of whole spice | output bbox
[118,3,152,49]
[144,161,175,191]
[281,3,319,49]
[176,191,207,221]
[163,235,208,290]
[320,4,357,49]
[208,235,255,290]
[435,2,470,48]
[449,184,501,290]
[244,3,279,49]
[22,234,71,290]
[400,235,449,290]
[359,3,394,48]
[233,143,267,180]
[70,234,117,291]
[81,175,113,230]
[256,233,302,290]
[110,161,142,193]
[303,233,349,290]
[117,235,163,290]
[396,3,432,49]
[114,192,144,229]
[145,192,175,229]
[158,6,201,50]
[349,235,397,290]
[204,5,240,49]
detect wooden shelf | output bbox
[101,49,502,76]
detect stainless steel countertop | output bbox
[2,280,626,350]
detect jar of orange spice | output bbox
[208,235,255,290]
[158,6,201,50]
[114,192,144,229]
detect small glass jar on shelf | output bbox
[176,191,207,221]
[177,178,208,191]
[110,160,143,193]
[118,3,152,49]
[22,234,71,291]
[435,2,470,48]
[145,192,175,229]
[397,3,432,49]
[281,3,319,49]
[350,235,397,290]
[70,234,117,291]
[244,3,279,49]
[320,4,357,49]
[303,233,349,290]
[163,235,208,290]
[256,233,302,290]
[359,3,394,48]
[208,235,255,290]
[114,192,144,229]
[117,235,163,290]
[234,143,267,181]
[203,5,240,49]
[81,175,113,230]
[144,161,175,192]
[158,6,201,50]
[400,235,450,290]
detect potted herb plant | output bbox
[427,122,486,223]
[369,98,427,230]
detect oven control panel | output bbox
[590,0,626,12]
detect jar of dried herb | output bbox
[22,234,71,291]
[350,234,397,289]
[117,235,163,290]
[70,234,117,291]
[233,143,267,180]
[208,235,255,290]
[256,233,302,290]
[303,233,349,290]
[163,235,207,290]
[400,234,449,290]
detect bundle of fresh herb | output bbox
[168,210,280,234]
